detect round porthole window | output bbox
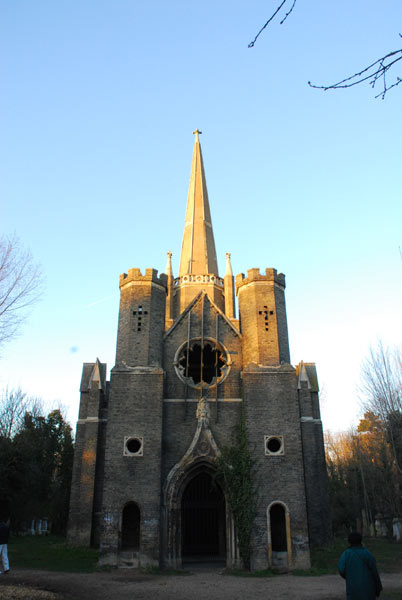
[124,436,143,456]
[265,436,284,456]
[174,338,230,389]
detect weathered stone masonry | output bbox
[68,131,331,570]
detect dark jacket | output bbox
[338,546,382,600]
[0,522,10,544]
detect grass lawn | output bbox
[298,536,402,576]
[7,534,402,576]
[8,535,98,572]
[228,537,402,577]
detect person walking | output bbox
[0,519,10,575]
[338,531,382,599]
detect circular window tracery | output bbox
[174,338,230,389]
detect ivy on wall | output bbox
[215,408,257,569]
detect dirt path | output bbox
[1,566,402,600]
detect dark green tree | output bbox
[0,391,73,533]
[13,410,74,533]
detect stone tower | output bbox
[68,131,331,570]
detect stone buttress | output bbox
[67,360,107,546]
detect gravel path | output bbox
[1,566,402,600]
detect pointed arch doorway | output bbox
[181,471,226,561]
[164,460,238,568]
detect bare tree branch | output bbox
[279,0,297,26]
[360,342,402,473]
[360,342,402,419]
[248,3,401,98]
[0,234,44,349]
[0,387,41,438]
[308,46,402,100]
[248,0,297,48]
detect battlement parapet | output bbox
[235,268,286,292]
[120,268,168,289]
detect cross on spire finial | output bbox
[192,129,202,141]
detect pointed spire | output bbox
[179,131,219,277]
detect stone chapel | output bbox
[67,131,331,570]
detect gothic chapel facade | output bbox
[68,131,331,570]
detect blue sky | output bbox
[1,0,401,432]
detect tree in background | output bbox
[248,1,402,98]
[325,431,358,533]
[360,342,402,474]
[0,387,42,439]
[0,389,73,534]
[357,412,400,519]
[0,234,44,351]
[0,388,40,519]
[326,343,402,535]
[326,416,400,536]
[13,409,74,533]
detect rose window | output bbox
[174,338,230,388]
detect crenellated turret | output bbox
[236,268,290,367]
[115,268,167,367]
[69,131,330,571]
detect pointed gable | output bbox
[80,358,107,392]
[164,290,240,340]
[296,361,319,392]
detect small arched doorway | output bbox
[181,471,226,560]
[270,504,287,552]
[121,502,140,550]
[268,502,291,569]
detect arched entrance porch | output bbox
[181,471,225,561]
[163,460,238,568]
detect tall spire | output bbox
[179,131,219,277]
